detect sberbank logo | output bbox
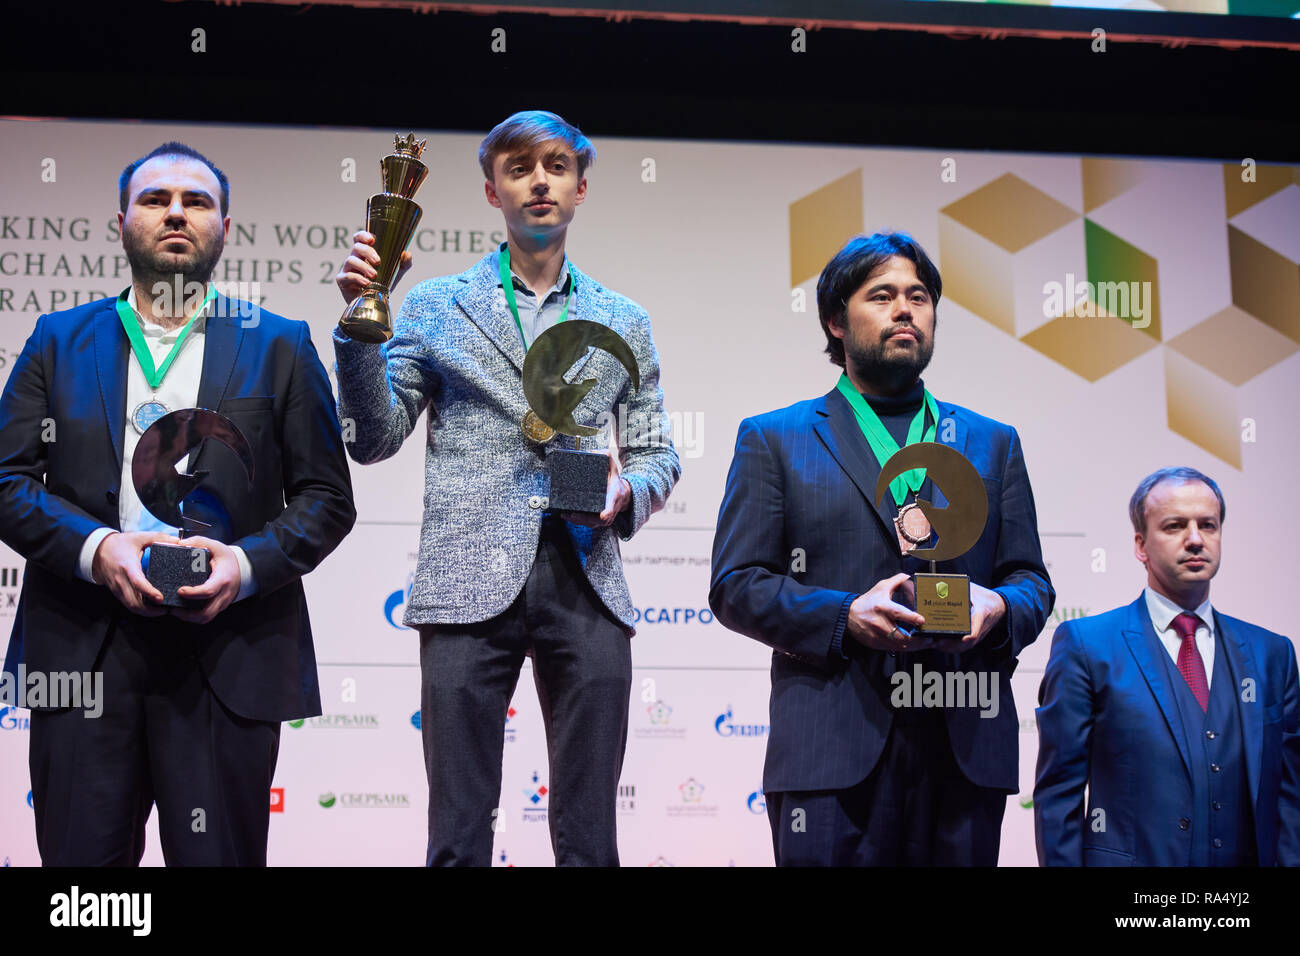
[1019,795,1034,809]
[319,792,337,808]
[289,719,305,728]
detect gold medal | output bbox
[895,501,932,553]
[521,410,556,445]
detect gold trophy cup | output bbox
[338,133,428,343]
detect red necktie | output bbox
[1172,611,1209,712]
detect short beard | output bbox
[123,228,223,296]
[845,332,934,395]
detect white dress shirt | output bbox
[1144,586,1216,689]
[76,286,254,599]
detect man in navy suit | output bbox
[1035,467,1300,866]
[709,232,1054,866]
[0,143,356,865]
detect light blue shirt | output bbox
[492,246,575,350]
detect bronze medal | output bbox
[895,501,932,553]
[521,409,556,445]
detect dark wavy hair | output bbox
[815,232,942,368]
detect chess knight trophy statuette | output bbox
[522,320,640,514]
[337,133,428,343]
[874,442,989,637]
[132,409,255,607]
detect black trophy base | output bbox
[548,448,610,514]
[913,572,972,637]
[146,542,212,608]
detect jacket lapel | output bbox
[1123,596,1193,780]
[453,252,526,374]
[189,300,243,471]
[813,387,898,547]
[1217,612,1262,806]
[93,298,128,478]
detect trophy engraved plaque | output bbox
[132,408,255,607]
[522,320,640,514]
[338,133,428,343]
[874,442,988,637]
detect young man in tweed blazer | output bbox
[333,111,679,866]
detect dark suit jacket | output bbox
[709,385,1054,794]
[1034,597,1300,866]
[0,296,356,722]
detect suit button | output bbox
[1213,838,1223,849]
[528,496,542,509]
[1210,763,1220,773]
[1213,801,1222,810]
[1178,818,1190,830]
[1205,730,1216,739]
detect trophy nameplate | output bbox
[131,408,255,607]
[522,320,640,515]
[874,442,989,638]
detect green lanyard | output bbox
[499,244,572,351]
[115,284,215,389]
[835,373,939,506]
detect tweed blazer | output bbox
[333,252,679,630]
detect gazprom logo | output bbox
[714,705,769,738]
[384,575,415,630]
[747,789,767,814]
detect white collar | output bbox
[1144,586,1215,636]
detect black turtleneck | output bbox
[861,378,926,447]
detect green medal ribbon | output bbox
[115,284,216,389]
[499,243,572,351]
[835,373,939,507]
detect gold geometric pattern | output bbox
[1164,350,1242,470]
[1021,309,1159,383]
[1227,225,1300,344]
[940,173,1077,253]
[1082,158,1145,214]
[1223,163,1300,219]
[789,169,862,288]
[1166,306,1299,387]
[789,161,1300,470]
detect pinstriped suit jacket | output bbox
[709,385,1054,793]
[333,252,679,631]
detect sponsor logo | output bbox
[0,566,19,618]
[319,792,336,808]
[269,788,284,813]
[325,792,411,809]
[747,789,767,815]
[384,575,414,630]
[287,713,380,730]
[617,784,636,815]
[521,770,549,823]
[635,698,686,740]
[714,705,769,738]
[496,849,515,867]
[631,606,714,626]
[26,790,33,809]
[669,777,718,818]
[0,705,30,731]
[411,709,421,730]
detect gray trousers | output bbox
[418,517,632,866]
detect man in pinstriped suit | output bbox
[710,232,1053,866]
[334,111,679,866]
